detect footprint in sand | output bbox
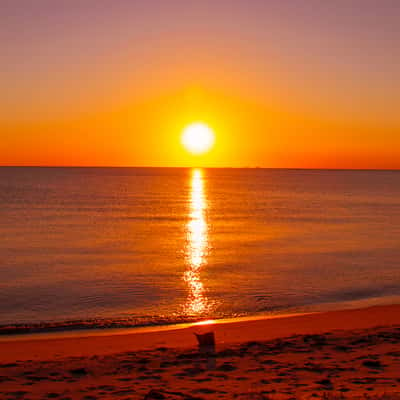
[216,362,236,372]
[46,393,60,398]
[362,359,383,369]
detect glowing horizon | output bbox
[1,2,399,169]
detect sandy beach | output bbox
[1,304,400,399]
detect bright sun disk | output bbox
[181,123,215,155]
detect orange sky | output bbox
[1,1,399,168]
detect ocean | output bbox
[1,167,400,334]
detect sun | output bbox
[181,122,215,155]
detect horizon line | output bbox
[0,165,399,172]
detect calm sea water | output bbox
[1,167,400,333]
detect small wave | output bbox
[0,315,212,336]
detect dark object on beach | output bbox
[362,360,382,369]
[194,332,215,349]
[194,331,216,370]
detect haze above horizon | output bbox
[1,1,399,169]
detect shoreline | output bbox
[0,311,315,343]
[3,293,400,340]
[1,303,400,363]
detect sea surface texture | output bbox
[1,167,400,332]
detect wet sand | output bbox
[1,304,400,399]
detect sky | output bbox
[1,0,399,168]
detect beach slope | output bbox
[1,304,400,399]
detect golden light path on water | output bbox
[183,168,210,315]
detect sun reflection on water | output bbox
[183,168,210,315]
